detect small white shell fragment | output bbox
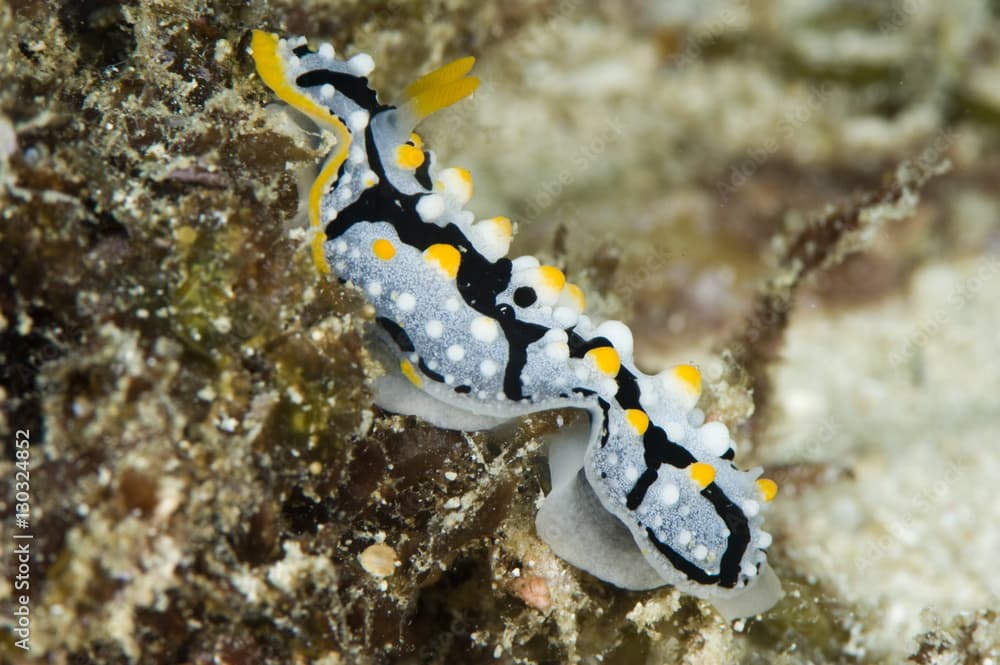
[359,543,398,578]
[510,575,552,612]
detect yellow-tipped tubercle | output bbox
[757,478,778,502]
[688,462,716,488]
[586,347,621,377]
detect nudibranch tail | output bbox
[250,30,782,619]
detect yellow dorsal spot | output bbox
[424,243,461,279]
[689,462,716,488]
[537,266,567,292]
[400,359,423,387]
[565,283,586,312]
[756,478,778,502]
[408,132,423,149]
[396,143,425,169]
[625,409,649,435]
[407,76,481,122]
[490,216,513,239]
[311,233,331,273]
[674,364,702,396]
[586,346,621,377]
[372,238,396,260]
[404,56,476,99]
[249,31,352,274]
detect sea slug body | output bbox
[249,30,783,619]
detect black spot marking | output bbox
[513,286,537,307]
[721,448,735,461]
[454,385,472,394]
[292,44,314,57]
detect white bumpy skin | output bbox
[250,30,783,619]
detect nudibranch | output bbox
[249,30,782,620]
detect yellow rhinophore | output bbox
[250,30,353,274]
[404,56,476,99]
[399,57,480,126]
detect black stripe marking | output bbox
[418,358,445,383]
[377,317,414,353]
[296,70,382,112]
[642,426,697,469]
[646,528,720,586]
[624,426,699,509]
[700,483,751,588]
[645,485,749,589]
[567,335,613,358]
[414,154,432,189]
[626,468,658,510]
[614,368,641,410]
[596,398,612,446]
[495,304,547,400]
